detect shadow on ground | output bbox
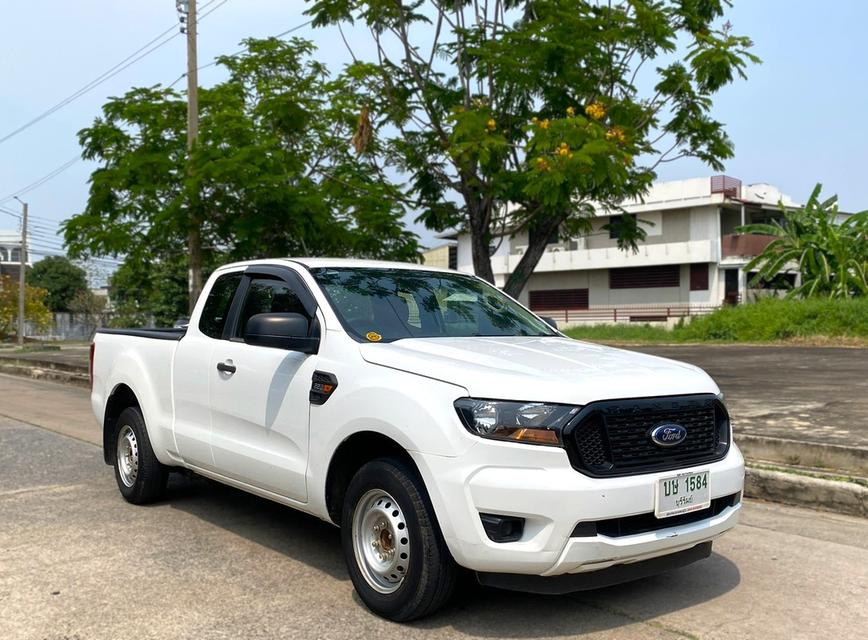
[166,472,740,636]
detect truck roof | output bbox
[215,257,459,274]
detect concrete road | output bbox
[5,343,867,448]
[628,345,868,449]
[1,374,867,639]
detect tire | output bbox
[113,406,169,504]
[341,457,458,621]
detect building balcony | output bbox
[490,239,718,275]
[720,234,776,259]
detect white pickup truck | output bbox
[90,258,743,621]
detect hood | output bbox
[358,336,718,405]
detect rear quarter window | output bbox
[199,273,242,339]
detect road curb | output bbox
[744,466,867,518]
[0,362,89,388]
[738,434,868,476]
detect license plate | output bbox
[655,470,710,518]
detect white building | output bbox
[446,176,800,324]
[0,230,31,280]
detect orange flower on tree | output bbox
[566,106,576,117]
[606,125,627,143]
[486,118,497,132]
[538,119,550,130]
[535,157,550,171]
[585,102,606,120]
[558,142,570,157]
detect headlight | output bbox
[454,398,580,446]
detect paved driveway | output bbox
[1,375,867,640]
[2,342,867,448]
[627,345,868,449]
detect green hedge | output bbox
[564,298,868,343]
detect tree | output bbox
[0,276,52,340]
[68,288,108,341]
[64,38,420,312]
[740,184,868,298]
[307,0,759,296]
[27,256,89,312]
[108,256,201,328]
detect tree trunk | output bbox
[503,213,566,299]
[187,226,203,314]
[468,205,495,284]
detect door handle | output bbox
[216,360,237,374]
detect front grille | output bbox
[571,492,741,538]
[564,394,730,477]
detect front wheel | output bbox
[113,406,168,504]
[341,458,457,621]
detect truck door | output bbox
[172,270,244,469]
[208,267,318,502]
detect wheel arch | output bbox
[324,431,422,525]
[102,383,142,464]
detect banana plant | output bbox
[739,183,868,298]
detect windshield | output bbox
[310,267,556,342]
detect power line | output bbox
[167,18,313,88]
[0,0,225,146]
[0,156,81,205]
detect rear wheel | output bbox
[341,458,457,621]
[113,406,168,504]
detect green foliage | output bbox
[108,257,195,328]
[64,37,420,319]
[0,276,52,340]
[564,298,868,343]
[564,323,675,344]
[27,256,89,312]
[740,184,868,298]
[306,0,759,295]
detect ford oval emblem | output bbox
[650,423,688,447]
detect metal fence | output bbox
[26,313,118,342]
[535,304,720,326]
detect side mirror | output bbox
[540,316,558,330]
[244,312,319,354]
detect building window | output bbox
[9,248,21,262]
[609,265,680,289]
[690,263,709,291]
[0,247,6,262]
[608,214,636,239]
[529,288,589,310]
[448,245,457,270]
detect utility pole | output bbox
[177,0,202,313]
[13,197,27,347]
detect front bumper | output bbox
[412,439,744,577]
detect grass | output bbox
[564,297,868,345]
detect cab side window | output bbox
[235,278,307,339]
[199,273,242,339]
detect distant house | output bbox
[443,176,806,324]
[0,230,31,280]
[421,243,457,270]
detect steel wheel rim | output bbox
[116,425,139,488]
[351,489,411,594]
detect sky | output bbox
[1,0,867,270]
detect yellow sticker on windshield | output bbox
[366,331,382,342]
